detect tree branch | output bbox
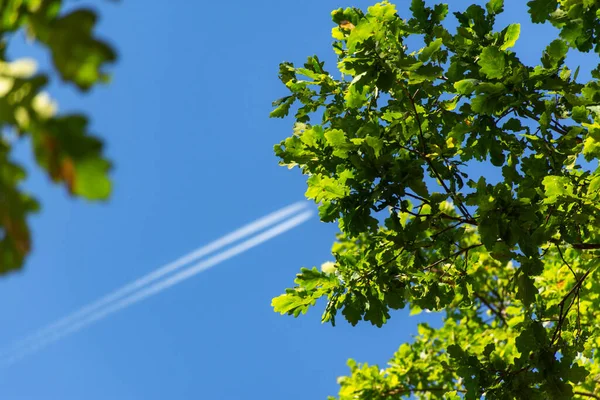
[551,264,598,345]
[382,386,467,396]
[574,391,600,399]
[423,243,483,271]
[474,292,507,325]
[398,82,474,222]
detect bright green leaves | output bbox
[500,23,520,50]
[541,39,568,69]
[305,174,349,202]
[454,79,478,95]
[324,129,346,148]
[418,38,443,62]
[478,47,506,79]
[271,1,600,398]
[486,0,504,15]
[272,267,339,317]
[276,62,296,86]
[337,1,400,54]
[542,175,574,204]
[324,129,352,158]
[364,136,383,157]
[581,121,600,161]
[270,96,295,118]
[582,135,600,161]
[345,22,374,54]
[0,3,116,273]
[344,80,369,108]
[367,1,397,20]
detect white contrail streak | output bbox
[1,210,313,367]
[0,202,308,359]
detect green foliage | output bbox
[0,1,115,273]
[271,0,600,398]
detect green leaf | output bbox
[342,295,364,326]
[345,81,370,108]
[294,267,333,290]
[571,106,589,123]
[486,0,504,15]
[28,9,117,90]
[272,291,315,317]
[542,39,568,68]
[447,344,465,360]
[270,96,295,118]
[454,79,478,95]
[325,129,352,158]
[0,2,116,272]
[270,3,600,397]
[500,24,520,50]
[527,0,558,23]
[583,136,600,161]
[367,2,397,21]
[419,38,443,62]
[543,175,573,202]
[73,159,111,200]
[589,176,600,195]
[410,0,428,25]
[325,129,347,148]
[478,47,506,79]
[305,174,348,202]
[346,22,375,53]
[32,115,112,200]
[567,364,590,383]
[365,136,383,157]
[517,274,537,306]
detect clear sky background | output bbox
[0,1,592,399]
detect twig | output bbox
[398,82,474,222]
[382,386,467,396]
[574,391,600,399]
[555,243,577,279]
[423,243,483,271]
[474,292,507,324]
[551,264,598,345]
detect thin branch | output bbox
[551,264,598,345]
[474,292,507,325]
[571,243,600,250]
[382,386,467,396]
[423,243,484,271]
[522,108,570,136]
[398,209,477,226]
[439,213,478,225]
[574,391,600,399]
[398,82,474,222]
[404,192,431,204]
[431,221,465,240]
[555,243,577,279]
[549,239,600,251]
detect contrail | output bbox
[1,210,313,366]
[1,210,313,367]
[0,202,308,359]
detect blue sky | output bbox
[0,1,592,399]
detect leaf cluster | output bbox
[271,0,600,398]
[0,0,115,272]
